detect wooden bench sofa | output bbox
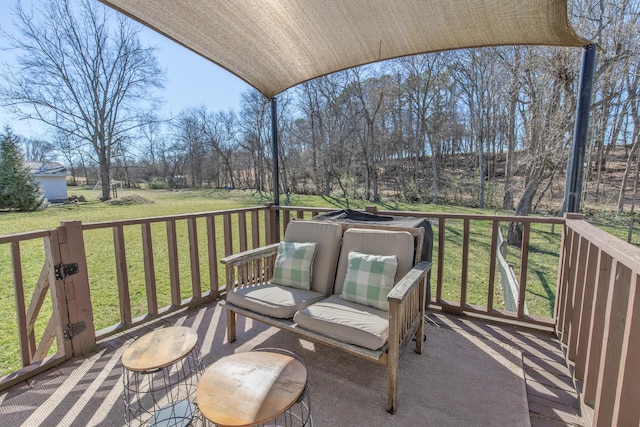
[220,220,432,413]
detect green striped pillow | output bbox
[271,241,317,290]
[340,251,398,311]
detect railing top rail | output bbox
[0,229,52,244]
[566,218,640,273]
[81,206,268,230]
[274,206,565,224]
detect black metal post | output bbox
[562,43,596,214]
[271,97,280,238]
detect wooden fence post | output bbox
[56,221,96,356]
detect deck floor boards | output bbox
[1,305,583,426]
[425,310,582,425]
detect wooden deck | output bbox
[0,304,582,426]
[425,311,583,426]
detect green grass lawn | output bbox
[0,187,562,377]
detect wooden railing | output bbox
[82,206,273,338]
[556,215,640,426]
[274,206,563,327]
[5,204,562,389]
[3,203,637,426]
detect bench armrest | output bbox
[387,261,432,302]
[221,243,280,290]
[220,243,279,266]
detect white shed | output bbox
[26,162,70,203]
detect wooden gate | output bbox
[0,221,96,391]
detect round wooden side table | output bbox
[122,326,204,426]
[197,349,312,427]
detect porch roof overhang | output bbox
[98,0,589,99]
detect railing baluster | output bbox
[141,222,158,316]
[265,204,274,244]
[583,251,612,406]
[238,212,248,252]
[206,216,219,295]
[11,241,31,367]
[114,225,132,325]
[436,218,445,303]
[594,262,632,425]
[460,218,470,309]
[188,218,202,300]
[554,223,570,327]
[574,241,598,381]
[517,222,530,319]
[487,221,499,312]
[613,272,640,425]
[567,235,589,360]
[166,220,181,307]
[251,210,260,249]
[223,213,233,256]
[559,226,580,342]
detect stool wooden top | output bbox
[197,351,307,427]
[121,326,198,372]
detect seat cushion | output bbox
[227,283,326,319]
[284,221,343,295]
[293,295,389,350]
[334,228,414,295]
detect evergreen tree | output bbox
[0,126,44,211]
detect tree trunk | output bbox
[478,138,484,208]
[507,175,538,246]
[503,54,518,210]
[431,148,439,204]
[618,134,640,213]
[99,152,110,201]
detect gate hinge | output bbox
[54,263,79,280]
[63,321,86,340]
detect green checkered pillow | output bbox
[340,251,398,311]
[270,241,317,290]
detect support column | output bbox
[271,97,281,239]
[563,44,597,214]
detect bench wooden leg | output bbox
[387,358,398,414]
[416,278,426,354]
[227,309,237,343]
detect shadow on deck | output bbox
[0,303,582,426]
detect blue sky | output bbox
[0,0,252,138]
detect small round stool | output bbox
[197,348,312,426]
[122,326,204,426]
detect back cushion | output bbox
[284,221,343,295]
[334,229,414,295]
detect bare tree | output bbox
[617,55,640,212]
[398,53,445,203]
[347,67,386,201]
[0,0,164,200]
[239,90,271,192]
[21,137,55,163]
